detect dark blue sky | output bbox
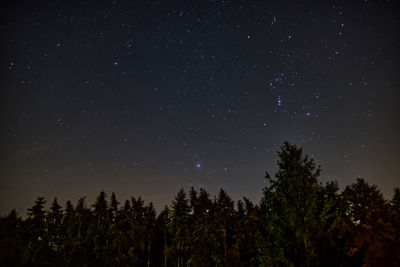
[1,0,399,214]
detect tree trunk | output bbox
[164,229,167,267]
[147,234,151,267]
[223,228,227,264]
[78,215,81,238]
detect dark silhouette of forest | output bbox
[1,142,399,266]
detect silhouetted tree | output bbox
[342,178,400,266]
[189,187,214,266]
[0,209,22,265]
[233,197,260,265]
[23,196,53,265]
[259,141,346,266]
[156,205,171,267]
[0,142,398,266]
[109,192,120,222]
[392,187,400,213]
[171,188,191,267]
[46,197,63,262]
[213,188,234,265]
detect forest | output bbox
[1,142,399,266]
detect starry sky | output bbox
[1,0,399,215]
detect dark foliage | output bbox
[0,142,399,266]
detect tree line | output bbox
[1,142,399,266]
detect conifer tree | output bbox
[26,196,46,234]
[24,196,50,264]
[214,188,234,265]
[392,187,400,213]
[171,188,191,267]
[342,178,399,266]
[233,197,259,265]
[109,192,120,222]
[91,191,109,264]
[156,205,171,267]
[259,141,344,266]
[188,188,214,266]
[0,142,398,266]
[0,209,22,265]
[47,197,63,255]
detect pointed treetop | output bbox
[27,196,46,219]
[110,192,120,212]
[392,187,400,212]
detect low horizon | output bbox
[2,142,399,266]
[3,141,399,217]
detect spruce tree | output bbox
[27,196,47,234]
[171,188,191,267]
[342,178,399,266]
[109,192,120,222]
[259,141,344,266]
[24,197,50,264]
[0,209,22,265]
[392,187,400,213]
[47,197,63,255]
[214,188,234,265]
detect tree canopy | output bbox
[0,142,399,266]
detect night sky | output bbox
[1,0,399,215]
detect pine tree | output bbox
[47,197,63,255]
[259,141,344,266]
[71,196,92,265]
[188,188,214,266]
[76,197,90,239]
[0,209,22,265]
[214,188,234,265]
[144,202,156,267]
[392,187,400,213]
[27,196,47,234]
[171,188,191,267]
[91,191,109,264]
[93,191,108,226]
[236,200,245,218]
[109,192,120,222]
[24,196,50,264]
[189,186,199,216]
[233,198,260,265]
[157,205,171,267]
[61,200,75,265]
[1,141,398,266]
[342,178,399,266]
